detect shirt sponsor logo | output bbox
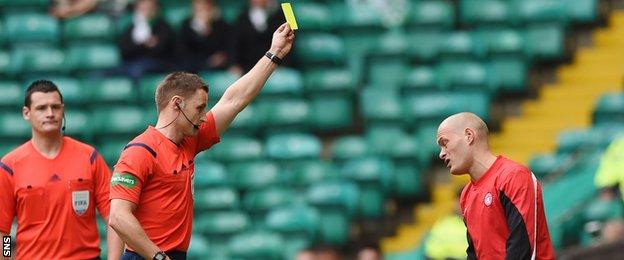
[111,173,137,188]
[484,192,493,207]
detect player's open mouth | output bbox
[445,159,451,168]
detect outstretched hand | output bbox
[269,23,295,59]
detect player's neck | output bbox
[155,112,185,145]
[468,151,498,182]
[31,131,63,159]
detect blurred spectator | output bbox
[314,244,342,260]
[594,135,624,201]
[356,243,381,260]
[423,213,468,260]
[230,0,286,74]
[602,218,624,243]
[118,0,174,80]
[179,0,231,72]
[296,248,316,260]
[51,0,131,18]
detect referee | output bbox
[109,23,295,260]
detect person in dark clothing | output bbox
[118,0,174,80]
[178,0,231,73]
[230,0,286,74]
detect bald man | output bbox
[436,112,555,260]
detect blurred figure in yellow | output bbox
[424,213,468,260]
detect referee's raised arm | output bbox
[210,22,295,135]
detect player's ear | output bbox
[465,127,475,145]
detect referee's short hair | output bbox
[24,80,64,108]
[155,72,209,113]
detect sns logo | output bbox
[3,236,11,257]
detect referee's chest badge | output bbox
[484,192,493,207]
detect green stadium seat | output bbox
[63,110,90,137]
[0,112,31,138]
[593,93,624,125]
[195,187,240,212]
[139,74,167,102]
[566,0,598,23]
[265,204,320,238]
[374,31,409,58]
[91,106,146,135]
[481,29,524,55]
[368,59,410,88]
[263,68,304,97]
[360,88,402,123]
[0,50,9,73]
[228,104,264,132]
[438,62,491,91]
[0,141,23,158]
[4,13,59,44]
[334,3,383,30]
[331,136,370,160]
[409,0,455,29]
[416,123,440,162]
[308,96,353,131]
[0,0,48,10]
[188,234,210,260]
[293,2,334,31]
[193,160,228,188]
[584,199,624,223]
[402,66,438,93]
[163,5,191,30]
[295,33,346,66]
[366,126,419,160]
[556,129,590,154]
[393,163,423,198]
[403,92,490,127]
[408,31,443,62]
[257,99,310,129]
[63,14,114,42]
[460,0,510,26]
[228,161,281,190]
[439,32,487,59]
[0,82,22,107]
[489,58,527,92]
[341,157,393,190]
[98,138,129,165]
[306,181,360,217]
[243,187,296,214]
[524,24,565,60]
[195,211,250,237]
[287,160,336,187]
[265,133,322,160]
[200,71,237,99]
[228,230,284,259]
[65,44,120,71]
[303,69,356,95]
[0,21,5,47]
[528,153,569,179]
[512,0,567,25]
[86,77,135,104]
[9,46,66,74]
[208,135,263,162]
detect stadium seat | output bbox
[0,0,48,10]
[460,0,510,26]
[437,61,491,91]
[228,161,281,191]
[334,3,383,31]
[97,138,129,165]
[257,99,310,130]
[86,77,136,104]
[593,93,624,125]
[63,110,90,137]
[360,88,402,123]
[227,230,284,259]
[0,141,22,158]
[163,5,191,30]
[208,135,263,162]
[331,136,370,160]
[403,92,490,127]
[367,59,410,88]
[524,24,565,60]
[200,71,237,99]
[408,31,443,62]
[511,0,568,25]
[583,199,624,223]
[306,181,359,244]
[4,13,59,44]
[489,58,527,92]
[193,160,228,188]
[0,50,9,73]
[294,2,334,31]
[195,187,240,212]
[139,74,167,102]
[439,32,487,60]
[65,44,120,71]
[303,69,356,95]
[265,204,321,239]
[286,160,336,188]
[263,68,304,97]
[295,33,346,66]
[9,46,66,74]
[528,153,569,179]
[366,126,419,160]
[228,104,264,132]
[243,187,297,215]
[91,106,146,135]
[265,133,322,160]
[0,112,31,138]
[195,211,251,238]
[373,31,409,58]
[566,0,598,23]
[341,157,393,190]
[409,0,455,29]
[393,163,423,198]
[556,129,591,154]
[0,81,22,107]
[63,14,114,42]
[187,234,211,260]
[308,96,353,131]
[481,29,524,56]
[402,66,438,93]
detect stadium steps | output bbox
[490,10,624,164]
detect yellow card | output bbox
[281,3,298,30]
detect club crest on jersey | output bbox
[72,190,90,215]
[484,192,493,207]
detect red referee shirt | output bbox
[459,156,555,260]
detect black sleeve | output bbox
[465,223,477,260]
[117,25,142,60]
[148,19,175,57]
[500,190,532,260]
